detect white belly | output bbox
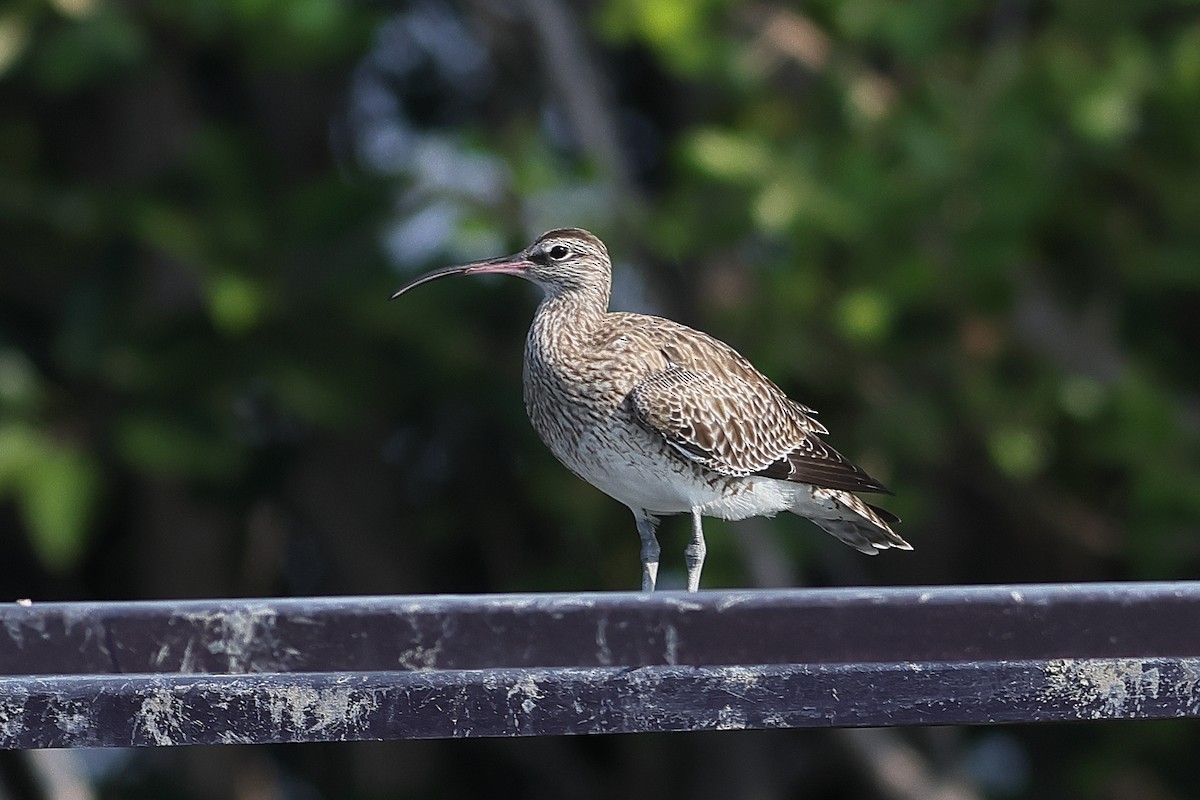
[557,419,800,520]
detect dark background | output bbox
[2,0,1199,797]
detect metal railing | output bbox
[1,582,1197,747]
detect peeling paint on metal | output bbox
[0,686,29,742]
[176,605,296,674]
[715,593,755,611]
[547,596,600,609]
[1042,658,1164,719]
[663,623,678,666]
[398,643,442,671]
[207,607,275,673]
[662,596,704,613]
[1178,660,1200,703]
[135,687,189,746]
[506,674,545,717]
[48,696,91,738]
[722,666,765,690]
[263,681,381,739]
[714,704,747,730]
[178,636,198,674]
[2,611,47,648]
[594,618,613,666]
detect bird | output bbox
[391,228,910,592]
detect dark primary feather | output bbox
[755,437,893,494]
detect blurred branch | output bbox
[834,728,982,800]
[518,0,680,320]
[25,750,95,800]
[519,0,644,218]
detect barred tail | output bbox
[794,488,911,555]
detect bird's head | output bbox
[391,228,611,301]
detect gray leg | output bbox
[634,511,661,592]
[685,508,707,592]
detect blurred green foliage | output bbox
[2,0,1200,797]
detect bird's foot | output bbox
[641,561,659,592]
[685,509,707,592]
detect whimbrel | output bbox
[392,229,909,591]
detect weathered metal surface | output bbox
[2,658,1198,747]
[3,583,1199,676]
[0,583,1198,747]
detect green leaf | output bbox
[686,129,770,181]
[22,445,102,572]
[837,288,892,343]
[988,427,1048,480]
[115,413,244,480]
[207,272,267,334]
[0,424,101,572]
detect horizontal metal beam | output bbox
[3,658,1198,747]
[4,582,1199,675]
[1,583,1198,747]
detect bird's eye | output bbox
[548,245,570,260]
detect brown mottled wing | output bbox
[628,364,891,494]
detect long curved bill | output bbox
[390,253,533,299]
